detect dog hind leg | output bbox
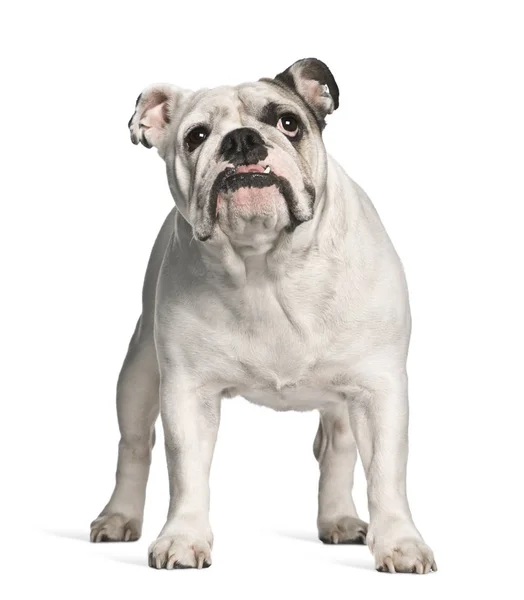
[314,404,367,544]
[90,316,159,543]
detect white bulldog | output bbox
[91,58,436,574]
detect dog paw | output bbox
[374,538,437,574]
[90,513,141,543]
[148,535,212,569]
[318,516,368,545]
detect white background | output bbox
[1,1,523,598]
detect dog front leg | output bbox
[348,369,437,574]
[148,368,221,570]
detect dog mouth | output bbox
[196,163,315,242]
[210,164,297,219]
[216,164,275,197]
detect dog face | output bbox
[128,59,339,249]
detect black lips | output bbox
[222,170,276,193]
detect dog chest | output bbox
[210,298,354,410]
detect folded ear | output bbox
[275,58,339,128]
[128,84,190,149]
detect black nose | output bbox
[220,127,268,164]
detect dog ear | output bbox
[128,84,190,149]
[275,58,339,128]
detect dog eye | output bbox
[185,126,210,152]
[277,114,300,138]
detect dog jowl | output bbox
[91,58,437,574]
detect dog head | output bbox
[128,59,339,250]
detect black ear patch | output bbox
[275,58,339,129]
[276,58,339,109]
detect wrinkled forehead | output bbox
[177,81,306,132]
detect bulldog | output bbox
[90,58,436,574]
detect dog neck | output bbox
[194,187,332,287]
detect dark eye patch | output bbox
[259,102,304,142]
[259,102,281,127]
